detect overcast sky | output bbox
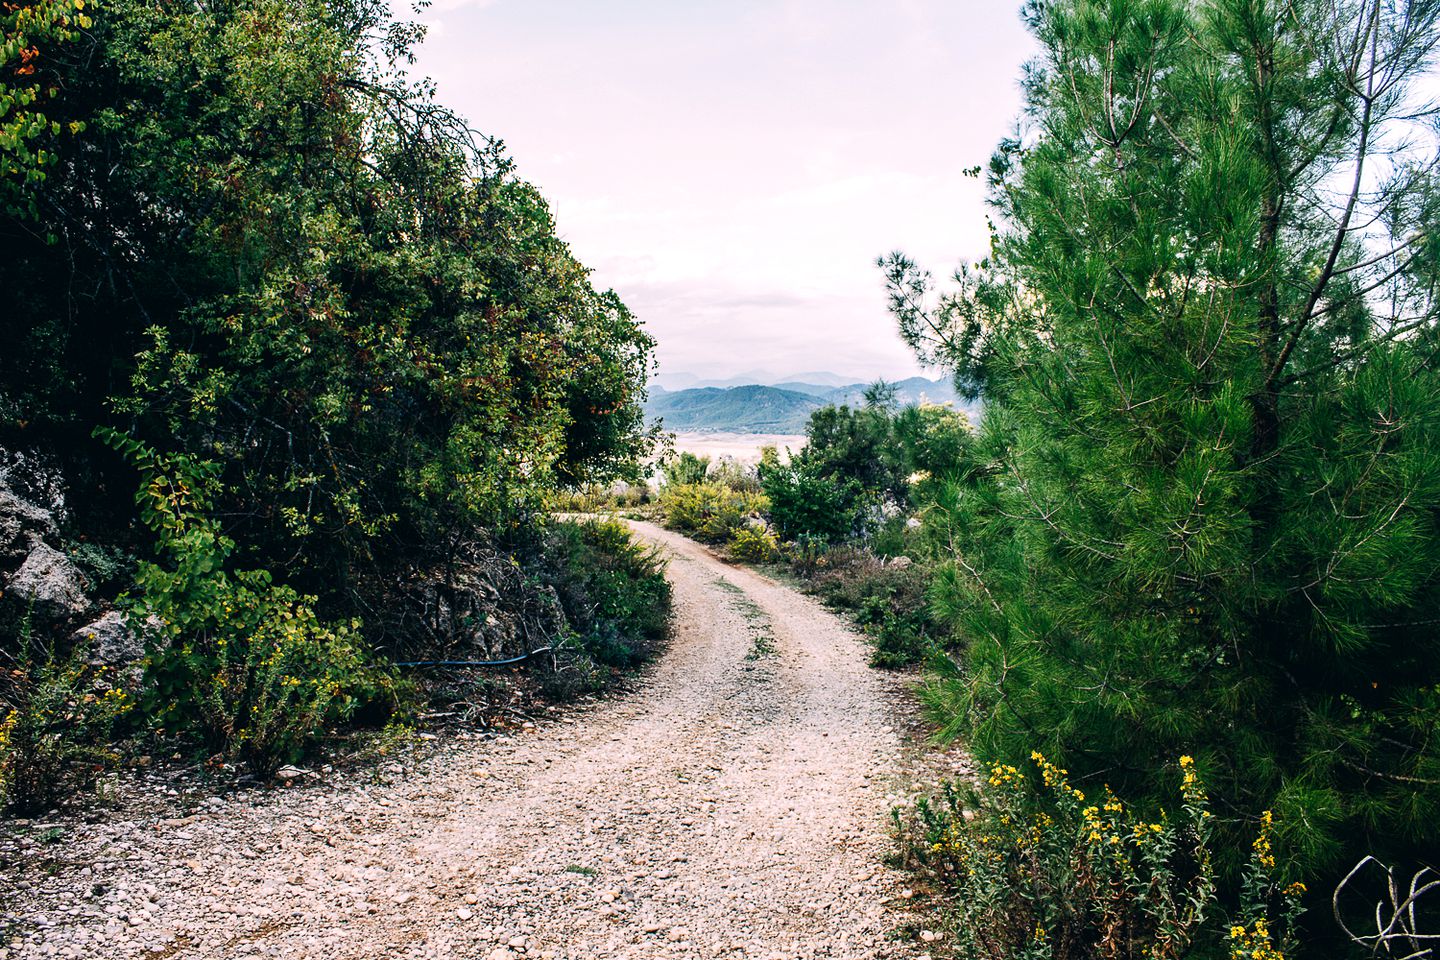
[409,1,1037,384]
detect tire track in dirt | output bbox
[1,520,936,960]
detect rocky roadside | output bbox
[0,521,970,960]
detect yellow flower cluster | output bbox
[0,711,13,796]
[929,821,967,858]
[1131,821,1165,843]
[1228,919,1284,960]
[989,762,1023,788]
[101,687,134,716]
[1081,804,1104,844]
[1031,751,1085,802]
[1252,811,1276,869]
[1179,755,1208,803]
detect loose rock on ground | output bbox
[0,520,965,959]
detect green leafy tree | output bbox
[885,0,1440,893]
[0,0,655,643]
[761,389,971,542]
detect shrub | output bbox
[759,462,864,543]
[867,513,923,560]
[105,432,397,778]
[796,547,940,667]
[660,452,711,487]
[0,656,131,815]
[544,519,672,674]
[552,482,652,514]
[727,526,779,563]
[896,754,1305,960]
[707,456,763,494]
[142,577,379,779]
[659,482,768,544]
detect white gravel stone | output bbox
[0,521,964,960]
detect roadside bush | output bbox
[660,452,711,487]
[707,456,763,494]
[552,482,652,514]
[896,755,1305,960]
[545,519,672,674]
[798,547,940,667]
[867,514,923,561]
[726,526,779,563]
[659,482,768,544]
[0,657,132,815]
[759,462,864,543]
[107,432,398,778]
[143,578,381,779]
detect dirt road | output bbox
[0,520,938,960]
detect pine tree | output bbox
[885,0,1440,885]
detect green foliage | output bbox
[760,397,973,543]
[706,456,763,493]
[0,0,92,219]
[760,460,863,544]
[883,0,1440,911]
[800,396,908,503]
[726,525,779,564]
[105,431,395,778]
[895,755,1304,960]
[659,482,768,545]
[0,655,130,815]
[796,546,939,667]
[544,519,671,674]
[660,452,711,487]
[65,540,134,597]
[0,0,655,645]
[550,482,651,515]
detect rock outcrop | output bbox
[72,610,153,664]
[6,541,91,623]
[0,480,60,564]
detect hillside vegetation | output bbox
[646,384,822,433]
[0,0,666,802]
[646,376,971,433]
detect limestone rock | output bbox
[0,481,59,564]
[72,610,148,664]
[6,541,91,623]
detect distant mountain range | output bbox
[646,376,977,434]
[654,370,857,391]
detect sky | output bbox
[408,1,1038,385]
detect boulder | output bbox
[5,541,91,623]
[72,610,150,664]
[0,481,59,563]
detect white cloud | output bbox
[411,0,1036,380]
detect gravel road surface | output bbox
[0,520,942,960]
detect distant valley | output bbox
[646,375,976,434]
